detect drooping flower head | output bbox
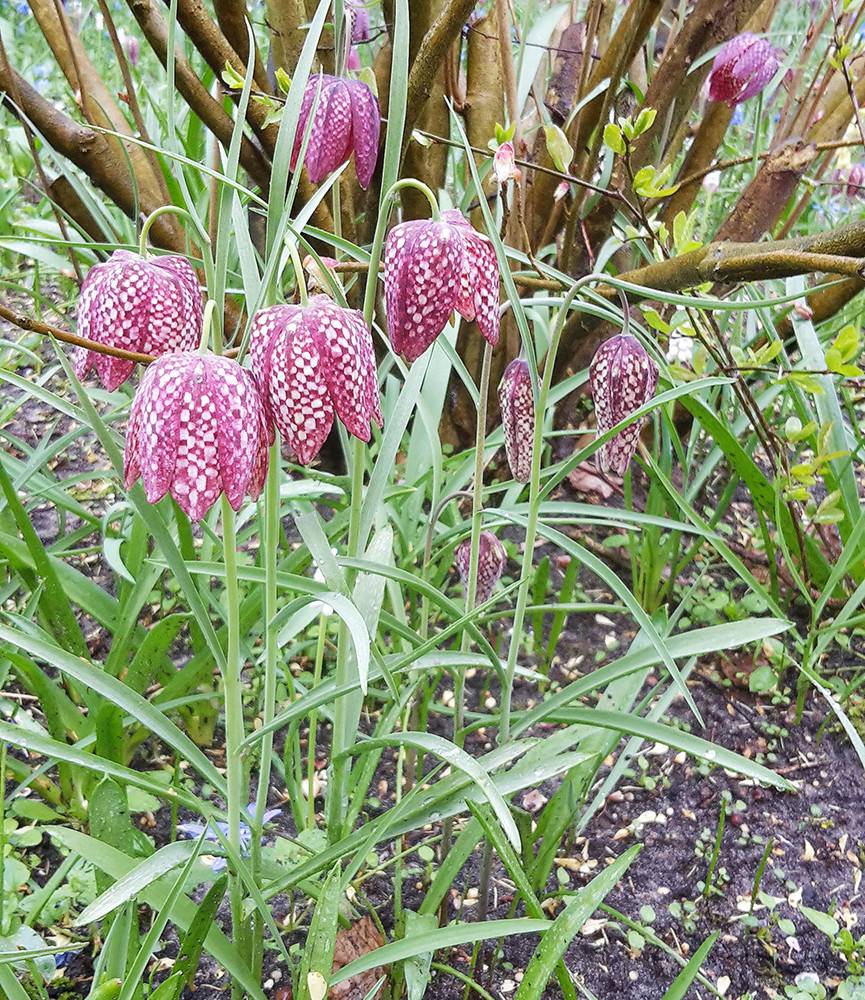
[291,74,380,189]
[832,162,865,199]
[124,352,270,521]
[456,530,506,605]
[493,141,519,184]
[384,209,500,363]
[346,0,371,43]
[589,334,658,477]
[249,295,382,465]
[708,33,779,107]
[75,250,202,391]
[498,357,534,483]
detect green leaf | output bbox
[603,123,625,155]
[544,123,574,171]
[403,912,438,1000]
[661,932,718,999]
[331,920,550,986]
[344,732,523,851]
[297,864,342,1000]
[515,846,640,999]
[800,906,839,938]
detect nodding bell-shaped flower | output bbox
[493,141,519,184]
[708,33,779,107]
[75,250,202,391]
[249,295,382,465]
[498,357,534,483]
[347,0,371,43]
[456,530,506,605]
[124,353,270,522]
[384,209,500,363]
[589,334,658,477]
[291,74,380,189]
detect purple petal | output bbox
[455,530,506,605]
[384,219,462,362]
[274,318,335,464]
[455,227,500,347]
[207,356,266,512]
[306,78,354,184]
[307,296,374,441]
[128,353,188,504]
[498,358,534,483]
[290,78,320,173]
[589,335,658,476]
[348,79,380,189]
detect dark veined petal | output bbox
[305,78,354,184]
[589,334,658,477]
[498,357,534,483]
[271,317,335,465]
[306,296,374,442]
[347,79,380,189]
[384,219,462,362]
[455,530,507,605]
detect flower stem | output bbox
[307,612,328,830]
[138,204,203,258]
[498,278,593,746]
[198,299,216,354]
[286,238,309,306]
[326,434,366,844]
[250,442,280,977]
[220,496,247,971]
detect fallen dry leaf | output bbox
[567,462,616,499]
[271,917,387,1000]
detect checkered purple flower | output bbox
[498,357,534,483]
[290,74,380,189]
[708,33,779,107]
[74,250,202,391]
[347,0,371,43]
[124,352,270,521]
[589,335,658,477]
[249,295,382,465]
[456,530,506,605]
[832,163,865,199]
[384,209,500,363]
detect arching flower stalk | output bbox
[384,208,500,362]
[498,357,534,483]
[456,530,506,605]
[589,334,659,477]
[124,352,270,521]
[249,295,382,464]
[291,74,381,189]
[75,250,202,390]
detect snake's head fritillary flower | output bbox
[494,141,519,184]
[456,530,506,605]
[75,250,202,391]
[126,33,140,66]
[589,334,658,477]
[347,0,371,43]
[249,295,382,465]
[384,209,500,363]
[498,357,534,483]
[124,352,270,521]
[291,74,380,189]
[708,33,779,107]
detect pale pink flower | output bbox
[494,141,518,184]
